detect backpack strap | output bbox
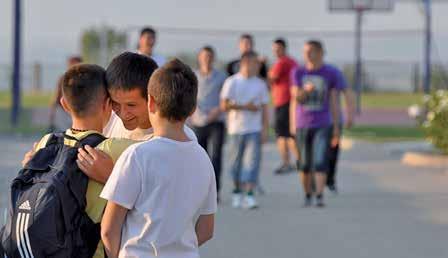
[44,132,66,147]
[45,132,106,149]
[76,133,107,149]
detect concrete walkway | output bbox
[0,136,447,258]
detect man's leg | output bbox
[296,128,313,206]
[312,126,332,207]
[276,137,290,169]
[193,125,209,151]
[274,103,294,174]
[327,142,340,189]
[241,132,262,209]
[228,134,245,208]
[288,137,300,168]
[209,122,225,195]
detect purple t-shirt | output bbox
[291,64,345,129]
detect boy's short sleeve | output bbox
[220,78,233,101]
[200,170,217,215]
[290,67,301,88]
[270,61,283,82]
[100,145,142,210]
[334,68,347,91]
[260,81,270,105]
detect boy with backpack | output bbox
[1,64,137,258]
[100,59,217,258]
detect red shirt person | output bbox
[268,38,300,175]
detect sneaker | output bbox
[316,195,325,208]
[274,164,294,175]
[242,195,259,210]
[328,184,338,195]
[303,195,313,207]
[232,193,242,208]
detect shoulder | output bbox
[34,133,53,151]
[98,138,140,156]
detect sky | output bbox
[1,0,448,66]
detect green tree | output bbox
[81,26,127,66]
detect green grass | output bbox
[361,93,423,109]
[0,90,53,109]
[344,125,425,142]
[0,109,46,135]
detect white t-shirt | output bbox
[103,112,197,141]
[220,73,269,135]
[101,137,217,258]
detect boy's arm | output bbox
[220,99,259,112]
[289,87,298,136]
[195,214,215,246]
[342,88,355,128]
[330,88,340,147]
[101,201,128,258]
[261,104,269,143]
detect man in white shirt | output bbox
[136,27,166,67]
[77,52,197,184]
[101,59,216,258]
[220,51,269,209]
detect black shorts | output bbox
[274,103,292,138]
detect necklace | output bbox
[70,127,89,133]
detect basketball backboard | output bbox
[328,0,394,12]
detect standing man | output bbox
[327,69,355,193]
[268,38,300,174]
[191,46,227,200]
[290,40,341,208]
[137,26,166,67]
[221,51,269,209]
[227,34,268,79]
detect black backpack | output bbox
[0,133,106,258]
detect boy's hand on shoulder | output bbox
[21,142,38,167]
[77,145,113,184]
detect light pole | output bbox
[423,0,432,94]
[11,0,22,127]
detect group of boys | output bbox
[15,52,216,258]
[1,26,354,257]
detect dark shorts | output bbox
[295,126,332,173]
[274,103,292,138]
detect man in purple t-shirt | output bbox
[290,40,341,207]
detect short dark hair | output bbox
[200,45,215,57]
[306,39,324,52]
[241,50,258,62]
[106,52,158,99]
[240,34,254,43]
[140,27,156,37]
[148,59,198,121]
[61,64,107,117]
[274,38,287,49]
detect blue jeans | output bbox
[295,126,332,173]
[228,132,262,184]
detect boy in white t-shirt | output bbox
[220,51,269,209]
[100,59,217,258]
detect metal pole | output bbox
[11,0,22,126]
[423,0,432,94]
[354,9,363,114]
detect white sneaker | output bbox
[242,195,259,210]
[232,193,242,208]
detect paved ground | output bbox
[1,136,447,258]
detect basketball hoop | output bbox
[328,0,393,13]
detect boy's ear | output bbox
[148,94,157,113]
[60,96,71,114]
